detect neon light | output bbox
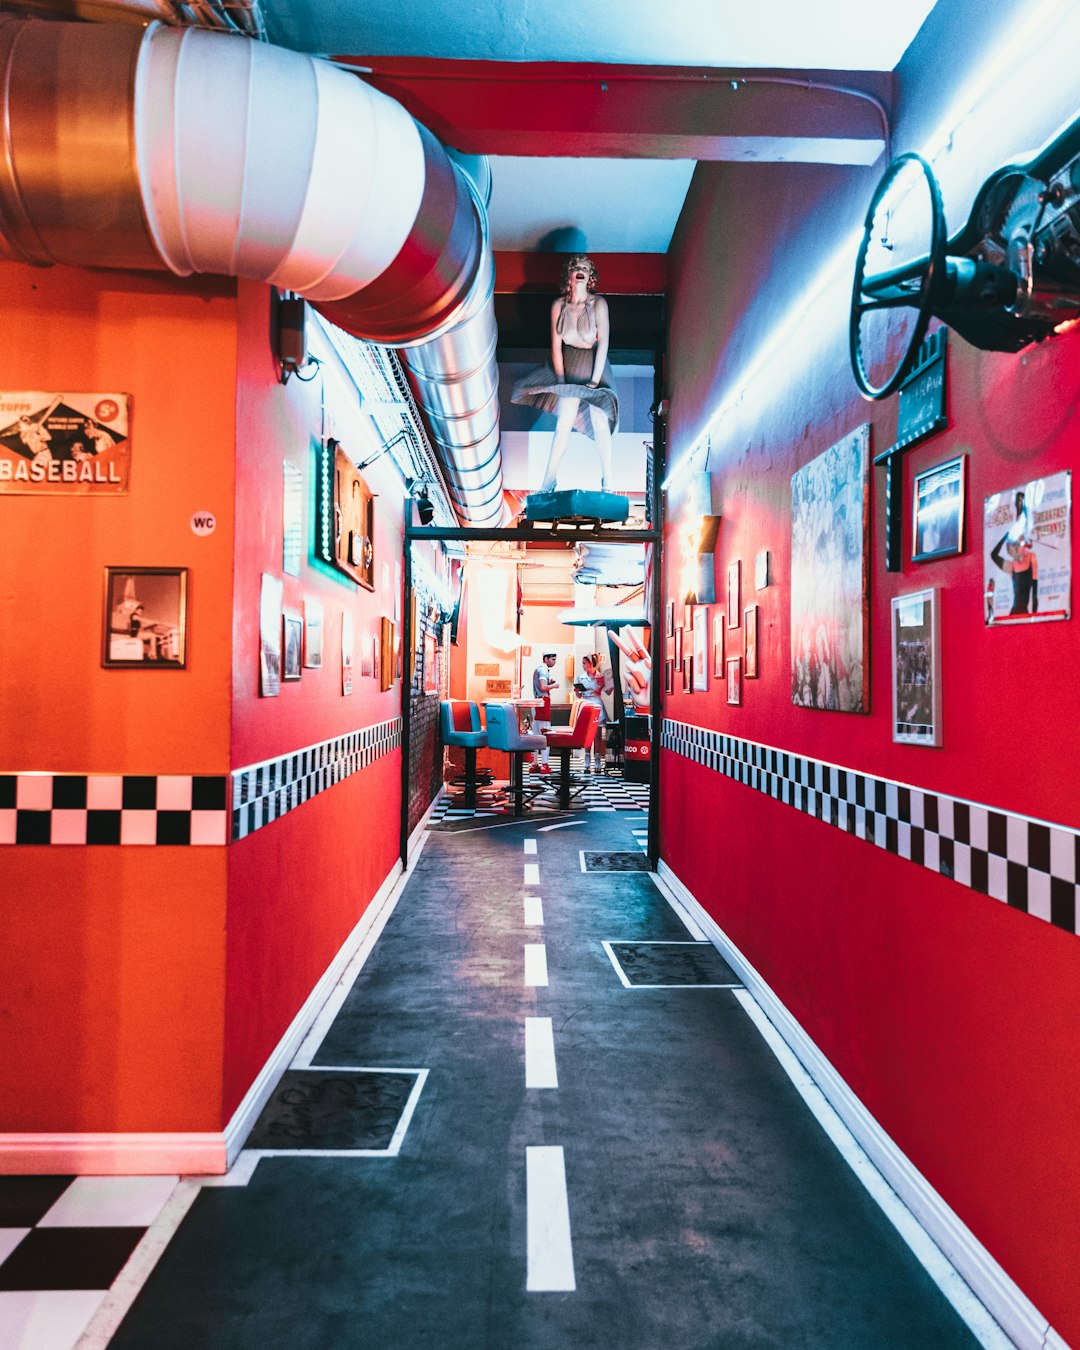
[662,0,1076,492]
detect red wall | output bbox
[662,3,1080,1339]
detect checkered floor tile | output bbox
[429,765,650,824]
[0,1175,177,1350]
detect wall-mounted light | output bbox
[407,478,435,526]
[275,291,320,385]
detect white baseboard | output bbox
[656,861,1058,1350]
[0,1132,226,1175]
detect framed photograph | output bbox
[891,587,941,746]
[692,606,709,692]
[713,615,725,678]
[674,626,683,666]
[282,610,303,681]
[666,599,675,637]
[360,630,373,678]
[744,604,758,678]
[726,657,742,706]
[259,573,282,695]
[341,610,354,695]
[913,454,966,562]
[983,470,1071,625]
[103,567,187,668]
[755,548,771,590]
[304,600,324,669]
[727,561,741,627]
[664,659,675,694]
[681,655,693,690]
[790,424,870,712]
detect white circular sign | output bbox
[190,510,217,536]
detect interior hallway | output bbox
[1,807,997,1348]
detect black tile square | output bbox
[0,1227,143,1291]
[0,775,15,809]
[855,776,866,807]
[1050,878,1076,934]
[121,777,157,810]
[51,777,87,809]
[910,827,925,867]
[608,941,741,987]
[86,810,122,845]
[953,802,970,844]
[0,1176,74,1226]
[1028,823,1051,874]
[1006,862,1028,910]
[846,803,856,833]
[837,770,848,800]
[923,794,940,834]
[15,811,51,845]
[939,836,954,879]
[246,1070,420,1151]
[192,777,227,811]
[970,848,989,895]
[155,811,191,845]
[885,818,898,854]
[874,780,887,814]
[897,787,911,823]
[987,811,1008,858]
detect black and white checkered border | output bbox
[662,718,1080,938]
[232,718,402,841]
[0,773,229,846]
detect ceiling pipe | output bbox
[0,15,504,525]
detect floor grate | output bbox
[603,941,743,988]
[246,1068,425,1154]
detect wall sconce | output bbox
[407,478,435,526]
[274,291,320,385]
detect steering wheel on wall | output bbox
[850,153,947,400]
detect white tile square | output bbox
[1050,829,1077,882]
[885,782,899,820]
[119,810,158,845]
[874,814,887,848]
[909,792,924,829]
[953,843,972,887]
[190,812,227,846]
[15,776,52,810]
[0,1290,106,1350]
[49,810,88,845]
[969,806,989,852]
[855,807,866,840]
[39,1174,178,1228]
[987,853,1008,903]
[0,1229,29,1264]
[897,823,911,860]
[86,776,124,809]
[1006,814,1028,865]
[1027,870,1052,923]
[937,796,954,839]
[155,776,193,810]
[0,810,15,845]
[924,832,940,873]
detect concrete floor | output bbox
[109,810,982,1349]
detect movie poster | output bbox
[0,392,130,494]
[790,424,870,712]
[983,471,1071,626]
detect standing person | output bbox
[576,653,608,772]
[532,652,558,775]
[511,254,619,493]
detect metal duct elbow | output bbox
[0,16,503,525]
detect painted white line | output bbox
[537,821,584,832]
[579,850,588,873]
[526,1146,576,1292]
[198,1151,261,1187]
[524,944,549,987]
[524,838,537,854]
[600,940,632,988]
[732,991,1013,1350]
[524,862,540,886]
[647,871,708,940]
[525,1017,558,1089]
[524,895,544,927]
[73,1180,201,1349]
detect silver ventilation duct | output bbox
[0,15,504,526]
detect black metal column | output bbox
[647,392,666,872]
[399,533,413,869]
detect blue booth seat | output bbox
[440,700,488,808]
[484,702,547,817]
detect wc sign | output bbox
[190,510,217,536]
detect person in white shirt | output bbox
[532,653,558,774]
[577,652,608,771]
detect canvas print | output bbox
[983,471,1071,626]
[891,588,941,745]
[790,424,870,713]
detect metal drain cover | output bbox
[582,851,651,871]
[604,941,742,987]
[246,1069,422,1152]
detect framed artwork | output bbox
[315,441,375,589]
[727,657,742,706]
[424,632,438,695]
[913,454,966,562]
[712,615,725,678]
[103,567,187,668]
[360,630,373,678]
[683,603,693,631]
[674,626,683,666]
[282,610,303,681]
[666,600,675,637]
[755,549,771,590]
[341,611,354,695]
[380,616,395,692]
[371,635,380,683]
[664,659,675,694]
[744,604,758,678]
[790,424,870,713]
[681,655,693,690]
[983,470,1071,626]
[692,606,709,692]
[304,600,324,669]
[891,587,941,745]
[282,459,303,577]
[727,561,741,627]
[259,573,283,696]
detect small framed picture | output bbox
[103,567,187,668]
[891,587,941,746]
[341,610,354,695]
[664,659,675,694]
[692,606,709,692]
[744,604,758,678]
[755,549,771,590]
[424,631,438,695]
[666,600,675,637]
[259,573,283,696]
[360,630,373,679]
[713,615,725,678]
[682,655,693,690]
[683,603,693,631]
[727,657,742,705]
[913,455,966,562]
[303,600,323,669]
[674,626,683,666]
[283,610,303,681]
[380,616,395,691]
[727,561,741,627]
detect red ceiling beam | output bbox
[495,251,666,294]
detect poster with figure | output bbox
[0,392,130,494]
[790,424,870,713]
[983,471,1071,626]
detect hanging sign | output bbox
[0,392,131,494]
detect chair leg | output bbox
[558,748,571,809]
[513,754,524,817]
[465,747,477,809]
